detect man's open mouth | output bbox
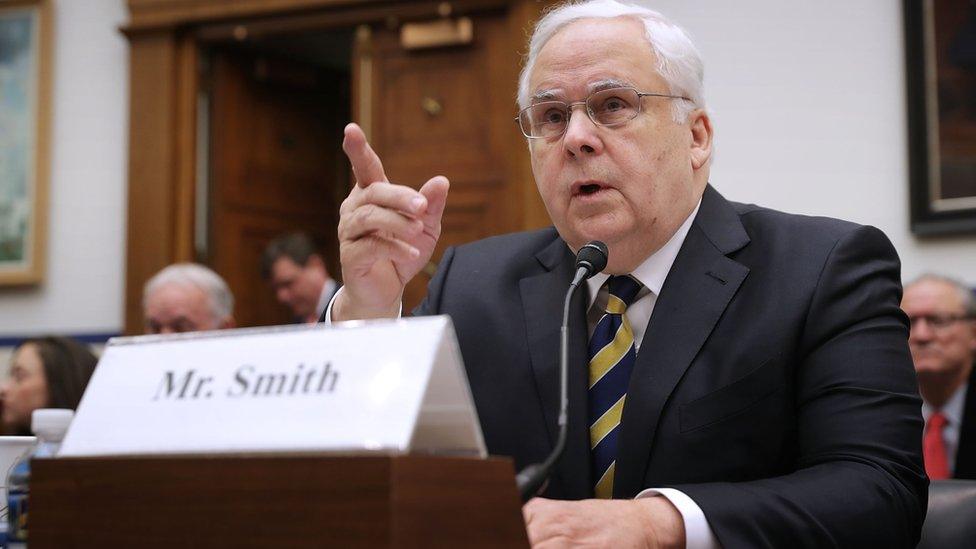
[572,180,610,196]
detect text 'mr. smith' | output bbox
[153,362,339,401]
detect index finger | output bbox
[343,123,388,188]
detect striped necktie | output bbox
[588,275,643,499]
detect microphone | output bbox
[572,241,609,285]
[516,240,608,501]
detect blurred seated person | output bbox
[0,337,98,435]
[143,263,236,334]
[902,274,976,479]
[261,233,338,324]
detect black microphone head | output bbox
[575,241,608,278]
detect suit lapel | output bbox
[954,371,976,479]
[614,185,751,497]
[519,237,592,499]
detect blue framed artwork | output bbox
[0,0,49,284]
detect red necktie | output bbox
[924,412,950,480]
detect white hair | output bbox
[517,0,705,123]
[143,263,235,322]
[907,273,976,318]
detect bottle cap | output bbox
[31,409,75,442]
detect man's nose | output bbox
[563,106,603,157]
[909,318,934,341]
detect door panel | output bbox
[209,50,348,327]
[362,10,522,310]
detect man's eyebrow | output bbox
[530,79,633,104]
[530,90,560,104]
[589,79,631,93]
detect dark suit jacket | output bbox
[414,185,926,547]
[955,369,976,479]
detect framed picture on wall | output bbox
[905,0,976,235]
[0,0,50,285]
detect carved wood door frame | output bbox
[121,0,551,333]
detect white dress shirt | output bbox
[315,279,338,321]
[582,200,719,549]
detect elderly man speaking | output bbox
[329,1,926,546]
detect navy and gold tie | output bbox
[588,275,643,499]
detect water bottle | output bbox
[6,409,74,548]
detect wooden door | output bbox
[208,49,349,327]
[357,9,531,310]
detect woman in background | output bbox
[0,337,98,435]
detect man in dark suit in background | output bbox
[328,1,926,546]
[261,232,338,324]
[902,274,976,480]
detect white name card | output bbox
[59,316,486,458]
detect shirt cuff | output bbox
[322,286,342,326]
[636,487,720,549]
[321,286,403,325]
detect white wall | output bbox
[652,0,976,284]
[0,0,973,342]
[0,0,128,338]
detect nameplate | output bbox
[59,316,486,458]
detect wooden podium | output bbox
[29,454,530,548]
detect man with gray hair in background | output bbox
[329,0,925,546]
[902,274,976,481]
[142,263,236,334]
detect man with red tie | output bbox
[902,274,976,480]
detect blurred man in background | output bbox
[142,263,236,334]
[261,233,337,324]
[902,274,976,480]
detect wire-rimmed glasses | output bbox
[515,86,690,139]
[908,314,974,331]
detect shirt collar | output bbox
[585,198,702,305]
[923,381,969,427]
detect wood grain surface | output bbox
[30,454,529,548]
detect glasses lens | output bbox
[588,88,641,126]
[928,316,947,329]
[910,314,966,329]
[521,102,569,138]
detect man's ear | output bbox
[688,109,713,170]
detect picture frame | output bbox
[0,0,50,284]
[904,0,976,235]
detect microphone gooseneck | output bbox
[516,241,608,501]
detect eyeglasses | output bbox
[515,86,691,139]
[908,314,973,330]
